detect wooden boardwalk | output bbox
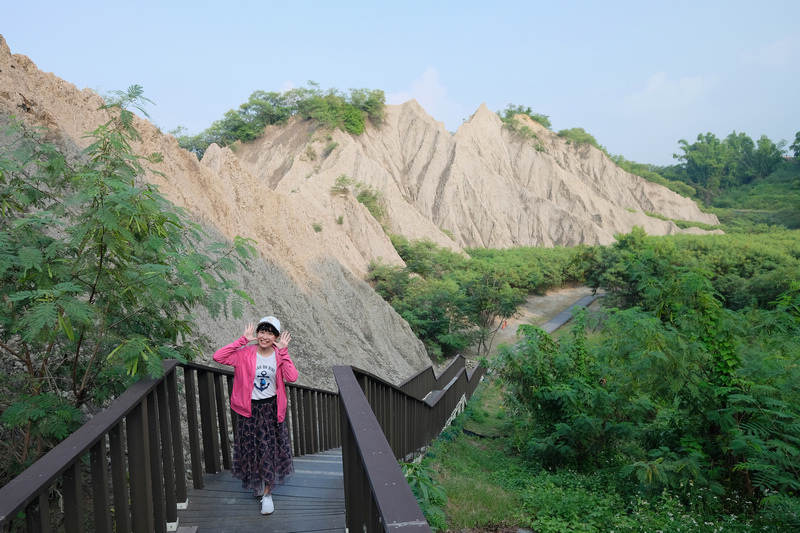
[176,448,346,532]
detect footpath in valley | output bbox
[484,284,599,358]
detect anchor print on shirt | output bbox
[254,356,277,393]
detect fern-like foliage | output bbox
[0,87,257,477]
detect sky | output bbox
[3,0,798,166]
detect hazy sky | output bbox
[3,0,798,165]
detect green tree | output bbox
[349,88,387,125]
[674,131,786,200]
[675,132,731,195]
[393,277,473,360]
[0,86,256,473]
[751,134,786,179]
[239,90,292,128]
[791,131,800,160]
[456,262,525,357]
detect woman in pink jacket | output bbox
[213,316,298,515]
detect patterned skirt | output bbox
[231,397,294,495]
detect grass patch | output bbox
[462,377,506,437]
[425,429,522,530]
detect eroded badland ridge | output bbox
[0,35,719,389]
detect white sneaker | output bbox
[261,493,274,515]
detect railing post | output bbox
[226,374,238,466]
[147,389,167,533]
[90,436,113,533]
[302,389,314,455]
[109,423,131,532]
[157,379,178,527]
[183,367,204,489]
[198,369,221,473]
[290,387,302,456]
[127,399,155,533]
[214,373,232,470]
[62,462,84,532]
[24,492,50,533]
[167,367,188,505]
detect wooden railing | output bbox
[335,356,485,532]
[0,356,484,533]
[0,360,341,532]
[396,354,476,400]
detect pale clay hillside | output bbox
[0,35,720,390]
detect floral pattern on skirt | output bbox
[231,397,294,495]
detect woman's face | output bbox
[257,327,277,347]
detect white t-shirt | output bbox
[252,351,277,400]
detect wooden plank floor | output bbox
[176,448,346,532]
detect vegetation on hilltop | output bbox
[174,82,385,158]
[497,104,552,130]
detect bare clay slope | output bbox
[0,33,718,388]
[235,101,719,250]
[0,35,430,389]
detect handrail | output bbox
[335,366,431,532]
[354,358,485,461]
[396,354,475,400]
[0,360,342,532]
[334,357,486,532]
[0,360,185,532]
[0,354,484,532]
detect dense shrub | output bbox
[497,104,552,129]
[177,83,385,158]
[496,228,800,528]
[557,127,604,152]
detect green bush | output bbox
[355,183,386,221]
[322,141,338,157]
[177,83,385,158]
[501,117,538,142]
[330,173,355,194]
[543,229,800,521]
[557,127,604,152]
[497,104,552,129]
[402,461,447,531]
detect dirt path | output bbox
[462,284,596,360]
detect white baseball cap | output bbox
[257,316,281,333]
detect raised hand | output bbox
[244,322,256,342]
[275,331,292,350]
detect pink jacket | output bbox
[212,335,299,422]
